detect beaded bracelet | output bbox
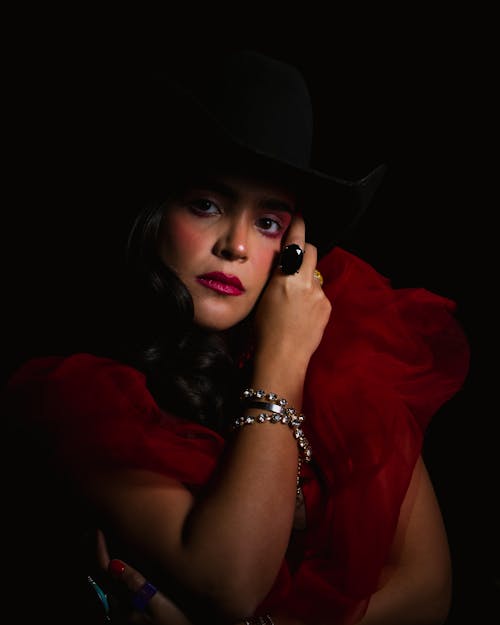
[236,388,312,463]
[243,615,275,625]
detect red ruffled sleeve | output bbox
[2,354,225,486]
[2,246,470,625]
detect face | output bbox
[157,172,295,330]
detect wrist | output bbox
[250,359,307,409]
[253,343,311,373]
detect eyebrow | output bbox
[188,178,294,213]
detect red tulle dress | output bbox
[2,247,470,624]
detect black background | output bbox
[3,13,498,623]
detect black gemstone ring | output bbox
[132,580,158,612]
[279,243,304,275]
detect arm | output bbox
[93,447,448,625]
[85,434,298,622]
[97,531,307,625]
[80,219,331,624]
[357,455,452,625]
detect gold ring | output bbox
[313,269,324,286]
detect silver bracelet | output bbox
[236,388,312,463]
[245,400,284,415]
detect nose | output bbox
[213,216,249,261]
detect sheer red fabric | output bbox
[2,247,470,624]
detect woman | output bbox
[2,49,469,624]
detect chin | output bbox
[195,317,240,332]
[194,306,248,332]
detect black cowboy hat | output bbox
[137,49,386,257]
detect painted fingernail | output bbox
[108,559,126,577]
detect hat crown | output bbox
[187,50,314,168]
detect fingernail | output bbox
[108,559,126,577]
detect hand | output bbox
[254,215,331,367]
[96,531,304,624]
[96,529,194,625]
[96,530,260,625]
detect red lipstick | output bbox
[196,272,245,296]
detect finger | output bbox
[96,528,110,570]
[108,559,192,625]
[109,558,155,606]
[282,213,305,250]
[313,268,324,287]
[300,241,318,274]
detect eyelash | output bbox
[187,198,286,236]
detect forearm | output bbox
[177,360,306,609]
[181,422,298,596]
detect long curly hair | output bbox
[106,195,253,434]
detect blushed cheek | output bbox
[256,248,279,282]
[160,215,207,266]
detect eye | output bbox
[188,198,221,216]
[256,215,287,236]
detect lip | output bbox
[196,272,245,296]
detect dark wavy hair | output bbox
[107,195,252,434]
